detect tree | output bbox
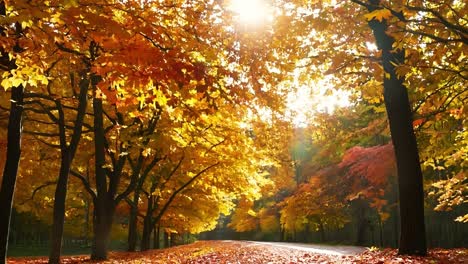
[279,167,348,242]
[352,0,427,255]
[0,82,23,263]
[0,2,33,261]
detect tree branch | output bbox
[152,162,220,225]
[70,169,97,201]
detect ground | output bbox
[7,240,468,263]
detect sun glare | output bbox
[229,0,272,25]
[286,79,351,127]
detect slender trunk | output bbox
[170,233,176,246]
[84,165,91,245]
[378,215,383,247]
[48,151,71,264]
[91,96,112,260]
[318,219,325,242]
[84,194,90,243]
[141,162,219,247]
[49,77,89,264]
[365,0,427,255]
[0,85,24,263]
[153,224,160,249]
[163,231,169,248]
[140,196,153,251]
[127,156,157,251]
[127,196,138,251]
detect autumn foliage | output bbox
[0,0,467,262]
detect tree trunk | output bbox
[378,215,383,247]
[365,0,427,255]
[0,85,24,263]
[153,224,160,249]
[91,199,114,260]
[90,96,113,260]
[393,205,399,248]
[318,219,326,242]
[355,199,367,246]
[163,231,169,248]
[140,196,153,251]
[84,193,90,244]
[49,77,89,264]
[48,151,72,264]
[127,197,138,251]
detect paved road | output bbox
[248,241,367,256]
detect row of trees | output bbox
[0,0,297,262]
[0,0,466,262]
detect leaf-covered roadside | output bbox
[355,248,467,264]
[7,241,467,263]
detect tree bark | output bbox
[153,224,160,249]
[364,0,427,255]
[0,85,24,263]
[91,198,115,260]
[48,151,71,264]
[140,196,153,251]
[127,195,139,251]
[90,96,114,260]
[163,231,169,248]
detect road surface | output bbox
[248,241,367,256]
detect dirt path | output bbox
[249,241,367,256]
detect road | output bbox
[248,241,367,256]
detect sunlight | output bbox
[286,78,351,127]
[366,41,378,51]
[228,0,272,25]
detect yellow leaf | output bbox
[1,78,11,90]
[247,209,257,217]
[364,9,392,22]
[11,78,23,87]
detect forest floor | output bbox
[7,240,467,263]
